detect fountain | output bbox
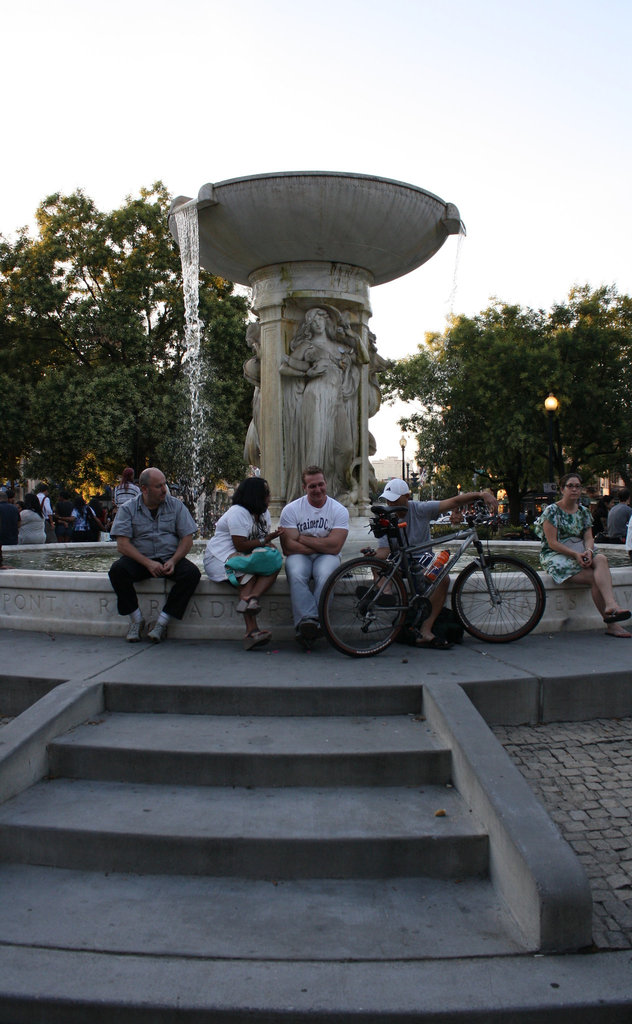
[3,171,630,640]
[168,171,464,515]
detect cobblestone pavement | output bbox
[493,717,632,951]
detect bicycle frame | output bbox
[370,509,498,620]
[321,507,546,655]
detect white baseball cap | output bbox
[379,478,411,502]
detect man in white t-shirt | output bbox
[280,465,349,647]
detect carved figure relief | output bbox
[243,322,261,467]
[280,306,368,503]
[241,308,388,508]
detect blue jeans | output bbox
[285,553,341,626]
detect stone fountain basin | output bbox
[2,542,631,640]
[168,171,462,286]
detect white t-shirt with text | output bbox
[279,495,349,540]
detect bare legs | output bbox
[417,576,450,642]
[572,554,631,636]
[237,572,279,646]
[374,546,450,644]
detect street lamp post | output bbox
[399,434,406,481]
[544,393,559,486]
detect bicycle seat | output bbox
[369,505,408,540]
[370,504,408,517]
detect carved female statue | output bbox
[280,306,366,503]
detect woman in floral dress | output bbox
[536,473,631,637]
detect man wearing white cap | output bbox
[374,479,497,649]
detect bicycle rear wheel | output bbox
[451,556,545,643]
[319,557,409,657]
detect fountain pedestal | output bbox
[250,261,373,516]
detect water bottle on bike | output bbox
[412,549,450,590]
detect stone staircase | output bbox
[0,677,536,1020]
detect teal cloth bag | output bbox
[225,547,283,586]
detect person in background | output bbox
[70,496,96,543]
[54,490,74,543]
[114,468,142,509]
[0,491,20,568]
[18,493,46,545]
[87,495,106,539]
[36,483,56,542]
[536,473,630,638]
[606,489,632,543]
[592,494,614,541]
[0,491,19,546]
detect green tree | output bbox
[548,285,632,486]
[0,184,251,490]
[384,288,632,521]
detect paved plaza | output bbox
[493,716,632,950]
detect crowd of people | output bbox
[0,482,113,549]
[2,465,631,649]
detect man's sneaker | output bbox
[296,618,321,649]
[147,620,168,644]
[126,619,145,643]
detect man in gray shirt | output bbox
[607,489,631,542]
[375,478,497,649]
[109,467,201,643]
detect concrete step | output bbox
[48,712,452,787]
[0,862,526,961]
[104,680,424,716]
[0,778,488,878]
[8,946,630,1024]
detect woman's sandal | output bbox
[603,609,631,623]
[414,636,453,650]
[236,597,262,614]
[243,630,271,650]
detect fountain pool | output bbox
[3,541,631,574]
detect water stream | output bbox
[174,204,206,522]
[447,223,467,317]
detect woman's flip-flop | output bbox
[243,630,271,650]
[236,597,261,614]
[603,610,631,623]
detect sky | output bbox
[4,0,631,460]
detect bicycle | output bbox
[319,503,546,657]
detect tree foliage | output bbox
[0,183,251,491]
[383,286,632,519]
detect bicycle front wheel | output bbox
[451,556,545,643]
[319,557,409,657]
